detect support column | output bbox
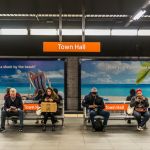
[67,57,79,111]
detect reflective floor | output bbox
[0,118,150,150]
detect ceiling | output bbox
[0,0,149,28]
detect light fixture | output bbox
[132,10,146,20]
[85,29,110,36]
[0,29,28,35]
[62,29,82,35]
[111,29,137,36]
[30,29,58,35]
[138,29,150,36]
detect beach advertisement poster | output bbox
[81,60,150,102]
[0,60,64,104]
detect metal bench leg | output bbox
[62,118,64,127]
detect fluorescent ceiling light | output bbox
[30,29,58,35]
[111,29,137,36]
[138,29,150,36]
[85,29,110,36]
[133,10,146,20]
[62,29,82,35]
[0,29,28,35]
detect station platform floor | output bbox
[0,117,150,150]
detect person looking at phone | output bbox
[130,88,150,131]
[0,88,23,132]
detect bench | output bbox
[6,100,64,127]
[83,101,136,126]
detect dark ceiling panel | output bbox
[0,0,146,14]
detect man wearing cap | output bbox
[130,88,150,131]
[83,87,110,131]
[0,88,24,132]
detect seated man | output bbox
[0,88,24,132]
[83,87,110,131]
[130,88,150,131]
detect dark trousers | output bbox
[89,109,110,128]
[1,110,24,128]
[133,111,150,127]
[42,112,57,125]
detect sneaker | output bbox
[0,128,6,133]
[137,126,143,131]
[42,125,46,131]
[18,128,23,132]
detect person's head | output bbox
[130,89,136,96]
[91,87,98,96]
[9,88,17,98]
[46,87,53,96]
[53,88,58,94]
[6,87,11,94]
[38,89,43,95]
[136,88,142,97]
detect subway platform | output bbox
[0,116,150,150]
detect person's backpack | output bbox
[93,118,103,131]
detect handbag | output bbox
[36,107,41,116]
[127,105,134,115]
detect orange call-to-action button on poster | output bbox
[43,42,101,52]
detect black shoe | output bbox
[0,128,6,133]
[127,120,131,124]
[52,125,55,131]
[18,128,23,132]
[42,125,46,131]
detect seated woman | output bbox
[40,87,59,131]
[130,89,150,131]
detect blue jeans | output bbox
[89,109,110,128]
[1,110,24,129]
[133,111,150,127]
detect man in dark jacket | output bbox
[130,88,150,131]
[83,87,110,131]
[0,88,24,132]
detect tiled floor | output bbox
[0,118,150,150]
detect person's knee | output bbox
[18,110,23,115]
[106,111,110,117]
[145,112,150,119]
[133,112,141,117]
[90,111,96,117]
[103,111,110,118]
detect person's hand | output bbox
[136,98,140,102]
[10,106,16,109]
[12,109,18,112]
[45,98,49,102]
[6,108,10,112]
[49,99,53,102]
[89,105,94,108]
[93,104,98,108]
